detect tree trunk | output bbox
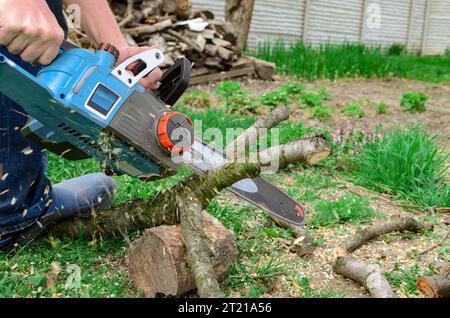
[128,212,235,297]
[225,0,255,53]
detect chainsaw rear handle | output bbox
[60,40,191,106]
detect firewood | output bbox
[248,57,276,81]
[417,268,450,298]
[166,29,203,53]
[191,67,210,77]
[190,66,255,85]
[204,44,218,57]
[201,29,216,40]
[119,0,136,28]
[125,19,173,37]
[212,38,233,49]
[70,0,266,82]
[194,10,215,20]
[334,255,397,298]
[141,0,164,18]
[217,46,234,61]
[214,21,238,45]
[204,57,222,68]
[162,0,192,19]
[194,34,207,52]
[128,212,235,297]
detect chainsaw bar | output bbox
[182,139,306,226]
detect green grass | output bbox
[375,102,389,114]
[224,257,287,297]
[0,237,134,297]
[296,277,344,298]
[253,41,450,82]
[385,263,435,297]
[213,81,258,114]
[341,102,366,118]
[351,126,450,208]
[258,90,291,109]
[178,89,213,109]
[310,194,376,227]
[400,92,428,112]
[311,106,335,120]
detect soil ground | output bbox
[196,76,450,148]
[192,76,449,298]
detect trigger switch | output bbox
[97,43,120,62]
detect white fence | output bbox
[192,0,450,55]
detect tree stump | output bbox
[128,212,236,297]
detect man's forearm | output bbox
[64,0,127,48]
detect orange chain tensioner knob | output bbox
[157,112,194,153]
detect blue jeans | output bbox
[0,48,116,238]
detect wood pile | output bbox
[82,0,275,84]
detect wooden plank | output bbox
[190,66,255,85]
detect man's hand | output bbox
[117,46,163,90]
[0,0,64,65]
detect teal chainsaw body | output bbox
[0,42,193,180]
[0,42,307,226]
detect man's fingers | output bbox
[0,27,20,47]
[6,33,31,55]
[19,41,46,64]
[139,67,163,89]
[38,43,61,65]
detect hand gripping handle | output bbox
[111,48,165,88]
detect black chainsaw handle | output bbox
[133,57,191,106]
[60,40,79,51]
[156,58,191,106]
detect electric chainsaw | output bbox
[0,41,306,226]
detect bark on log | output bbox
[49,133,330,240]
[247,133,331,168]
[128,212,235,297]
[225,0,255,53]
[178,197,223,297]
[336,216,433,256]
[49,163,261,239]
[225,106,289,160]
[333,255,397,298]
[417,269,450,298]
